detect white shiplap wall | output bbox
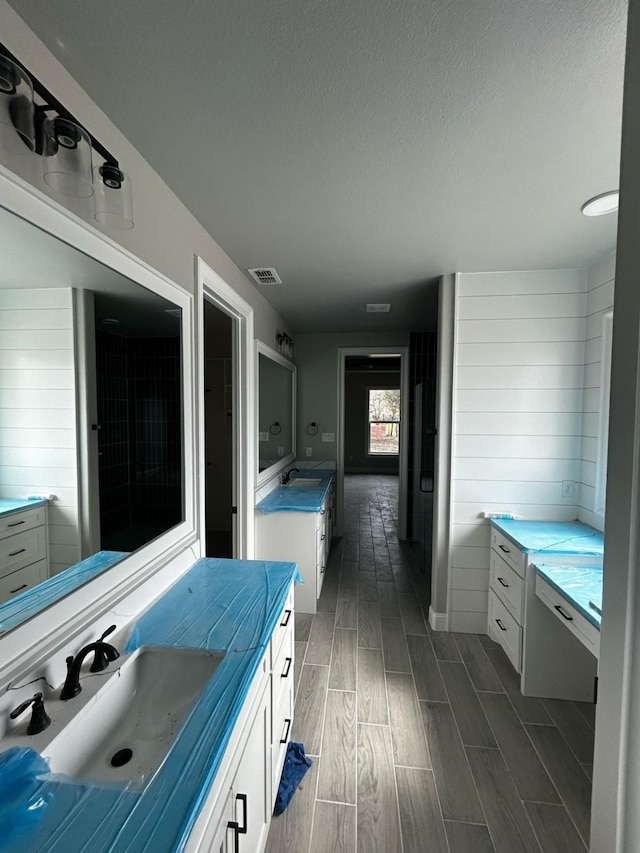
[0,289,80,575]
[578,252,615,530]
[450,270,587,632]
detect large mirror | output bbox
[0,199,186,634]
[257,342,296,483]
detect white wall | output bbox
[0,1,289,346]
[578,252,615,529]
[0,288,80,575]
[449,269,587,632]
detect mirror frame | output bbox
[256,340,296,487]
[0,164,198,681]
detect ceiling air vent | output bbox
[247,267,282,285]
[366,303,391,313]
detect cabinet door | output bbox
[232,681,271,853]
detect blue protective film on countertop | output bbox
[256,469,335,514]
[534,563,603,628]
[0,551,129,634]
[0,498,48,516]
[491,519,604,557]
[0,557,300,853]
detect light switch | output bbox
[321,432,335,442]
[258,431,269,442]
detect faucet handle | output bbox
[90,625,120,673]
[10,692,51,735]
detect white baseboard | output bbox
[428,606,448,632]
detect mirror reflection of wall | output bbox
[257,347,295,477]
[0,203,185,630]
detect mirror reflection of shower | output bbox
[94,293,183,553]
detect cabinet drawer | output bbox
[0,506,46,541]
[0,526,46,576]
[271,679,293,796]
[272,626,294,733]
[488,589,522,672]
[490,550,524,623]
[271,584,294,666]
[0,560,46,603]
[490,529,523,577]
[535,575,600,658]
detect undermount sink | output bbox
[43,645,223,787]
[287,478,322,488]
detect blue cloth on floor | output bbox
[274,742,313,815]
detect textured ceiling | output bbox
[6,0,627,332]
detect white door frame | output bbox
[196,258,255,559]
[336,346,409,538]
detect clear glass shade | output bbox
[42,116,94,198]
[93,164,134,229]
[0,55,35,154]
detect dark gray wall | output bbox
[344,370,400,474]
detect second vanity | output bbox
[0,499,49,606]
[0,557,298,853]
[255,469,335,614]
[488,518,603,701]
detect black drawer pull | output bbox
[498,544,511,554]
[235,792,248,834]
[10,583,28,594]
[281,657,292,678]
[8,548,26,557]
[495,618,507,632]
[280,717,292,744]
[280,609,291,627]
[497,577,509,588]
[227,820,239,852]
[320,563,326,574]
[554,604,574,622]
[7,520,25,528]
[321,534,326,541]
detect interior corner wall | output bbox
[578,252,615,530]
[294,332,410,464]
[0,1,290,346]
[449,269,587,633]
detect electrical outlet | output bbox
[562,480,577,498]
[277,446,284,456]
[305,447,312,457]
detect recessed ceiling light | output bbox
[366,303,391,313]
[582,191,619,216]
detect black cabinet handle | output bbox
[498,544,511,554]
[495,618,507,632]
[320,563,326,574]
[280,609,291,627]
[10,583,28,594]
[554,604,574,622]
[8,548,26,557]
[281,657,292,678]
[7,520,25,528]
[227,820,239,852]
[280,717,292,744]
[497,577,509,588]
[235,793,248,834]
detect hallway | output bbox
[265,474,594,853]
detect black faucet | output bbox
[9,692,51,735]
[281,467,299,484]
[60,625,120,700]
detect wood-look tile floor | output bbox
[265,475,594,853]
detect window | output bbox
[368,388,400,455]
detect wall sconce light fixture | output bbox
[0,44,134,229]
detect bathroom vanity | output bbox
[0,499,49,606]
[488,519,602,701]
[255,470,335,614]
[0,558,298,853]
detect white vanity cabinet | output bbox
[186,583,295,853]
[488,525,598,701]
[0,504,48,605]
[256,479,334,615]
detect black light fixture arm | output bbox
[0,41,118,168]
